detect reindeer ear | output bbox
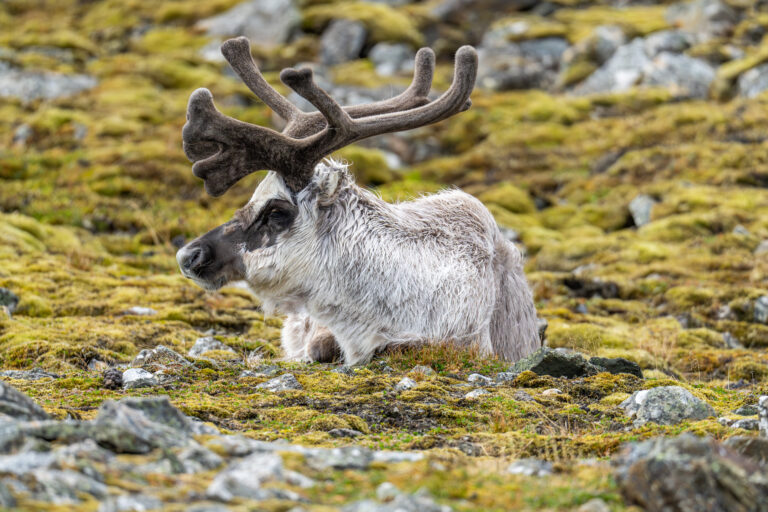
[313,166,346,206]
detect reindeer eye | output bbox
[268,209,286,222]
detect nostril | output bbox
[181,244,211,272]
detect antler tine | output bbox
[280,68,355,135]
[220,37,302,122]
[336,45,477,144]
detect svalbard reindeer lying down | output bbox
[177,37,540,365]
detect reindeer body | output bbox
[176,37,539,365]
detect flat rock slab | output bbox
[511,347,599,378]
[621,386,714,426]
[256,374,302,392]
[0,369,60,381]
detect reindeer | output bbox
[177,37,539,365]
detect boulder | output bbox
[510,347,600,378]
[320,19,367,66]
[478,36,569,91]
[629,194,656,227]
[589,357,643,378]
[725,436,768,466]
[196,0,300,48]
[620,386,715,426]
[0,381,50,421]
[613,434,768,512]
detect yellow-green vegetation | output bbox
[1,0,767,510]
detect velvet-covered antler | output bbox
[182,36,477,196]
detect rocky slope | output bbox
[1,0,768,510]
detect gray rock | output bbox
[577,498,610,512]
[643,30,693,57]
[724,436,768,466]
[478,36,568,91]
[369,43,415,76]
[0,381,50,421]
[666,0,739,40]
[256,373,302,392]
[241,364,282,378]
[588,357,643,378]
[0,450,56,476]
[0,288,19,314]
[0,62,97,103]
[741,64,768,98]
[123,306,157,316]
[328,428,363,438]
[0,482,14,508]
[620,386,715,426]
[0,422,25,453]
[723,332,743,349]
[732,418,760,431]
[464,389,490,400]
[467,373,492,386]
[189,337,237,358]
[507,458,553,476]
[307,446,373,470]
[372,451,423,464]
[613,434,768,511]
[320,19,367,66]
[760,396,767,438]
[629,194,656,227]
[121,368,157,389]
[592,25,627,64]
[114,396,195,434]
[573,38,714,99]
[494,372,519,383]
[394,377,417,392]
[343,488,451,512]
[206,452,290,502]
[734,405,759,416]
[97,494,163,512]
[754,296,768,324]
[196,0,300,48]
[512,390,535,402]
[189,418,220,436]
[755,240,768,256]
[29,469,108,503]
[0,369,60,381]
[178,444,225,473]
[511,347,599,378]
[131,345,191,368]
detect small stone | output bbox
[723,332,743,349]
[189,337,237,358]
[0,381,50,421]
[376,481,400,501]
[320,19,367,66]
[577,498,610,512]
[495,372,519,383]
[131,345,192,368]
[507,458,553,476]
[513,390,535,402]
[256,373,302,392]
[196,0,300,49]
[409,365,435,376]
[754,296,768,324]
[0,369,60,381]
[102,368,123,390]
[759,396,767,437]
[87,359,108,372]
[307,446,373,470]
[732,418,759,431]
[97,494,163,512]
[0,288,19,315]
[121,368,158,390]
[542,388,562,396]
[464,389,490,400]
[394,377,417,392]
[629,194,656,227]
[123,306,157,316]
[620,386,715,426]
[328,428,362,438]
[369,43,415,76]
[734,405,759,416]
[205,452,288,501]
[467,373,492,386]
[733,224,750,236]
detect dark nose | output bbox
[179,243,212,273]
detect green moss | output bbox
[478,182,536,214]
[334,146,396,185]
[303,2,423,46]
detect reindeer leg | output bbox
[307,326,341,363]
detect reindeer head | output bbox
[177,37,477,294]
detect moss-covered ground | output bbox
[1,0,767,510]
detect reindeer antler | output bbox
[183,36,477,196]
